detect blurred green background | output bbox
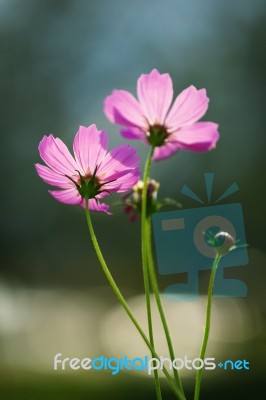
[0,0,265,399]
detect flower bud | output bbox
[213,231,236,256]
[121,178,160,221]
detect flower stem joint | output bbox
[147,125,169,147]
[66,167,115,201]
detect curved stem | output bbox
[141,147,162,399]
[84,198,185,400]
[146,217,185,396]
[194,254,221,400]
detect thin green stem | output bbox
[194,254,222,400]
[141,147,162,399]
[84,198,185,400]
[146,217,185,396]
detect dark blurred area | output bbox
[0,0,265,399]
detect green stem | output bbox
[84,198,185,400]
[141,148,162,399]
[194,254,221,400]
[146,217,185,396]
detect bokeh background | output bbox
[0,0,265,399]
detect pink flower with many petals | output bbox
[104,69,220,160]
[35,124,140,213]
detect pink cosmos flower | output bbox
[35,124,140,213]
[104,69,220,160]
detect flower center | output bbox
[66,166,116,200]
[77,172,101,199]
[147,124,169,147]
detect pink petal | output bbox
[38,135,78,175]
[80,198,110,214]
[165,86,209,129]
[98,144,140,178]
[89,199,110,213]
[73,125,108,175]
[153,141,180,161]
[35,164,72,188]
[103,170,140,193]
[121,127,146,140]
[137,69,173,125]
[174,122,220,151]
[104,90,147,129]
[49,188,83,205]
